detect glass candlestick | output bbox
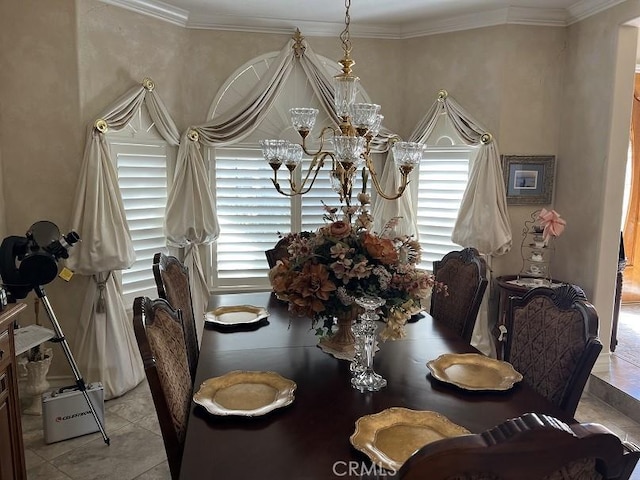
[351,295,387,392]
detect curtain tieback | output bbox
[93,272,112,314]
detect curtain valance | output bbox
[410,90,511,256]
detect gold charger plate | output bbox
[204,305,269,326]
[350,407,470,471]
[426,353,523,391]
[193,370,296,416]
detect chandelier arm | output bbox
[301,126,339,157]
[271,152,332,197]
[271,178,298,197]
[297,152,332,195]
[365,156,409,201]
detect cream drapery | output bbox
[164,131,219,342]
[68,79,180,399]
[396,90,513,356]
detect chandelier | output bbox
[259,0,423,207]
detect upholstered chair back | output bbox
[153,252,199,382]
[265,236,292,269]
[133,296,192,480]
[504,284,602,416]
[400,412,639,480]
[430,247,488,343]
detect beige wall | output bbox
[0,0,86,378]
[0,0,635,376]
[402,25,568,277]
[554,1,640,353]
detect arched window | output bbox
[208,52,368,289]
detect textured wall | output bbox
[0,0,86,378]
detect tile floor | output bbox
[19,306,640,479]
[21,380,169,480]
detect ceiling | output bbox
[101,0,624,38]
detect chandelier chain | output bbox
[340,0,352,56]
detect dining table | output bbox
[179,291,574,479]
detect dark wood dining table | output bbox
[179,291,573,479]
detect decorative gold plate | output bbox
[350,408,470,471]
[193,371,296,416]
[204,305,269,326]
[426,353,523,391]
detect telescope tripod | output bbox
[34,285,110,445]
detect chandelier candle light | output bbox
[260,0,423,208]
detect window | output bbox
[108,110,170,305]
[211,145,362,288]
[208,51,367,290]
[417,140,475,271]
[209,61,474,285]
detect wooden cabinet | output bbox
[0,303,27,480]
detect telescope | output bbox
[0,221,109,445]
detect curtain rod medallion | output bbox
[94,119,108,133]
[142,78,155,91]
[188,129,199,142]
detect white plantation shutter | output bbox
[111,141,168,303]
[418,146,474,270]
[212,147,364,288]
[213,147,290,286]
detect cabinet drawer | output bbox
[0,331,10,369]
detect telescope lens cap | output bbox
[19,252,58,286]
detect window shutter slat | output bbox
[417,147,473,270]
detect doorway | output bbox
[622,73,640,303]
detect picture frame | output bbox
[501,155,555,205]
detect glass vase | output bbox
[351,296,387,392]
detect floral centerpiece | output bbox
[268,195,446,342]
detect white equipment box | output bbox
[42,383,105,444]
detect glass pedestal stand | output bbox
[351,296,387,392]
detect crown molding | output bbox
[567,0,627,24]
[98,0,622,38]
[400,6,567,39]
[100,0,188,26]
[186,14,400,39]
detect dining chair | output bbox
[429,247,488,343]
[265,236,291,269]
[152,252,199,383]
[399,412,640,480]
[503,284,603,417]
[133,296,192,480]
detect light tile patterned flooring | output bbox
[20,307,640,479]
[21,380,169,480]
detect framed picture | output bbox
[501,155,555,205]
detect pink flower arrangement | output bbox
[269,198,446,340]
[537,208,566,243]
